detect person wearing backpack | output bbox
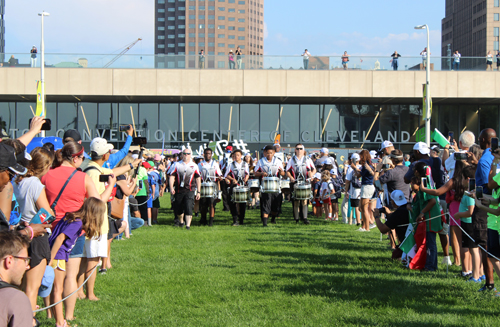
[320,171,334,221]
[345,153,362,226]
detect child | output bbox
[48,198,106,327]
[320,171,334,221]
[312,173,322,218]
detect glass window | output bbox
[178,33,185,37]
[495,41,499,51]
[228,8,235,12]
[208,42,215,46]
[189,24,195,28]
[138,104,159,140]
[218,0,225,1]
[158,26,165,31]
[199,42,205,46]
[158,17,165,22]
[200,104,219,140]
[238,27,245,31]
[189,5,195,9]
[189,42,195,46]
[168,44,175,47]
[218,16,225,20]
[0,102,16,138]
[228,35,235,39]
[219,7,225,10]
[377,105,399,143]
[229,0,235,3]
[239,104,258,141]
[189,51,195,55]
[98,104,119,140]
[494,13,499,21]
[179,24,186,28]
[208,15,215,19]
[218,61,225,68]
[480,105,499,132]
[208,6,215,10]
[168,17,175,21]
[228,26,235,30]
[199,15,205,19]
[189,15,195,19]
[495,27,499,37]
[218,52,225,55]
[208,51,214,55]
[179,7,185,10]
[218,43,225,47]
[228,44,235,48]
[238,9,245,13]
[208,33,215,37]
[180,104,199,141]
[238,36,245,40]
[496,0,499,7]
[238,0,245,3]
[300,105,319,143]
[178,15,185,19]
[279,105,300,143]
[77,103,97,140]
[208,24,215,28]
[399,105,421,143]
[199,5,205,9]
[160,104,179,141]
[218,34,225,38]
[218,25,225,29]
[459,105,479,137]
[259,105,279,142]
[199,24,205,28]
[178,42,185,46]
[158,0,165,3]
[199,33,205,37]
[238,18,245,22]
[158,9,165,13]
[158,35,165,39]
[158,44,165,48]
[189,33,195,37]
[238,45,245,49]
[168,8,175,12]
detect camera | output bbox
[29,118,51,131]
[119,125,131,132]
[133,137,148,145]
[99,174,112,183]
[454,152,468,160]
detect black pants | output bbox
[135,195,149,223]
[229,187,246,223]
[200,197,216,224]
[220,182,231,211]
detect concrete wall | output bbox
[2,68,500,100]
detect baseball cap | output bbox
[431,145,440,153]
[38,266,55,298]
[0,143,27,175]
[320,147,329,154]
[379,140,394,151]
[390,190,408,207]
[226,146,233,151]
[142,161,152,169]
[351,153,360,161]
[90,137,114,156]
[314,173,321,179]
[413,142,430,155]
[63,129,82,143]
[369,150,378,159]
[147,160,155,167]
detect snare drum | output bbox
[261,177,280,193]
[248,179,260,192]
[294,182,312,200]
[280,179,291,194]
[232,186,249,203]
[200,182,216,198]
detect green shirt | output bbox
[412,190,443,233]
[488,172,500,231]
[136,166,148,197]
[458,195,474,224]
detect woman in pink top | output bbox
[41,141,100,322]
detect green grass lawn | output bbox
[37,195,500,326]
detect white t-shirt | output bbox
[320,181,334,200]
[345,164,361,199]
[444,151,467,179]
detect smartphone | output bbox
[99,174,111,183]
[133,137,148,145]
[119,125,131,132]
[492,137,499,151]
[421,177,428,188]
[371,158,379,164]
[138,180,144,189]
[382,164,390,170]
[449,131,454,145]
[29,118,51,131]
[469,178,476,192]
[455,152,468,160]
[476,186,483,200]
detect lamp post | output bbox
[38,11,49,136]
[415,24,430,146]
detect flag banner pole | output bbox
[181,106,184,143]
[130,106,137,138]
[360,108,381,148]
[321,108,333,136]
[275,106,283,133]
[227,106,233,142]
[29,105,36,117]
[80,106,91,138]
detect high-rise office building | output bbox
[0,0,5,63]
[155,0,264,69]
[442,0,500,68]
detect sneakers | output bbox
[232,222,240,227]
[442,256,452,265]
[357,227,366,232]
[467,277,481,283]
[185,226,190,230]
[461,271,472,278]
[98,268,107,275]
[480,275,486,281]
[478,285,496,292]
[369,223,376,229]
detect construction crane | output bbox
[103,38,142,68]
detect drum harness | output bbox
[231,161,246,186]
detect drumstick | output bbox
[80,106,91,138]
[227,106,233,142]
[29,105,35,117]
[275,106,283,132]
[321,107,333,136]
[130,106,137,137]
[360,107,381,148]
[181,105,184,142]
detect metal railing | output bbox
[1,53,499,71]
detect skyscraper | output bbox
[441,0,500,68]
[155,0,264,69]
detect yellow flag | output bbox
[422,84,432,121]
[35,80,44,116]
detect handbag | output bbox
[50,170,77,219]
[109,187,125,219]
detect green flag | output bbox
[208,141,218,160]
[399,212,416,254]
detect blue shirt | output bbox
[476,148,493,194]
[102,135,133,169]
[148,171,160,200]
[361,165,374,185]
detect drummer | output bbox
[198,148,222,226]
[286,143,316,224]
[168,149,201,230]
[254,145,285,227]
[219,145,233,212]
[224,149,250,226]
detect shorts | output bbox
[350,199,360,207]
[487,229,500,259]
[472,208,488,248]
[260,192,282,215]
[83,236,108,258]
[330,197,338,204]
[314,198,322,207]
[50,259,66,271]
[174,191,195,216]
[129,197,139,212]
[147,196,153,208]
[487,61,493,66]
[69,235,86,259]
[461,222,476,248]
[360,185,375,199]
[28,233,51,268]
[108,218,123,240]
[153,198,161,208]
[322,197,331,205]
[439,223,450,236]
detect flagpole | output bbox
[227,106,233,142]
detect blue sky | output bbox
[5,0,444,57]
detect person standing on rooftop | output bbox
[302,49,311,70]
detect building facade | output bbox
[442,0,500,69]
[0,0,5,63]
[154,0,264,69]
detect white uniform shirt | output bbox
[224,160,250,184]
[198,160,222,183]
[286,155,314,181]
[168,160,200,192]
[255,156,284,177]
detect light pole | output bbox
[38,11,49,136]
[415,24,430,146]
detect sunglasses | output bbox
[182,152,192,155]
[295,148,304,150]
